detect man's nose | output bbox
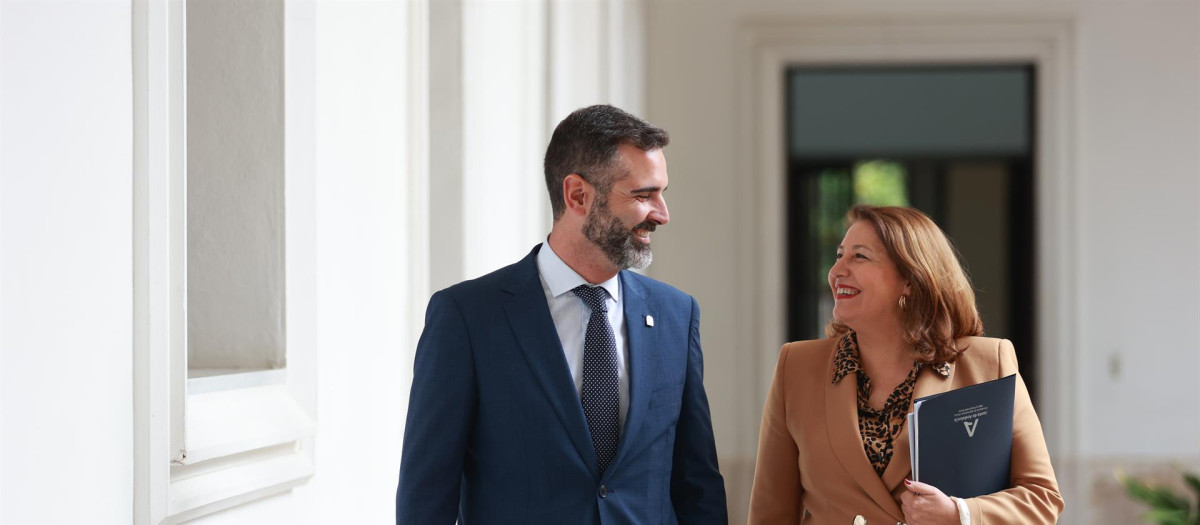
[649,195,669,225]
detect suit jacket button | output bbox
[598,485,609,498]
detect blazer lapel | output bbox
[501,247,597,476]
[603,271,658,478]
[824,346,905,521]
[882,359,957,491]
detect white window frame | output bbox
[133,0,319,521]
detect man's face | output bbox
[583,144,670,271]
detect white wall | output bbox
[460,0,549,279]
[1075,0,1200,457]
[0,0,133,523]
[189,0,417,522]
[2,0,421,522]
[308,0,414,519]
[644,0,1200,522]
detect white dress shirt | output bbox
[536,242,630,434]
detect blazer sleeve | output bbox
[963,339,1065,524]
[747,343,804,524]
[670,297,730,524]
[396,290,478,524]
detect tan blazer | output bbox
[748,337,1063,524]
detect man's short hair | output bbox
[543,105,669,220]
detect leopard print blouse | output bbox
[832,332,950,476]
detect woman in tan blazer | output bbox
[749,205,1063,524]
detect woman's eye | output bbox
[835,252,843,259]
[855,253,868,260]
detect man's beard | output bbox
[583,199,655,271]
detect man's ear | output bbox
[562,174,592,217]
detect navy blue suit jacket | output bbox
[396,245,727,524]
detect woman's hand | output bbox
[900,479,959,525]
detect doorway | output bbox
[786,65,1038,396]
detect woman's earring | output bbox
[898,295,908,310]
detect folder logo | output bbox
[963,419,979,438]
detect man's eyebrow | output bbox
[630,186,664,194]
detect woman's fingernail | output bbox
[904,478,912,486]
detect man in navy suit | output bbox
[396,105,727,524]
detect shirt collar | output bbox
[832,332,862,383]
[831,331,950,383]
[537,241,621,304]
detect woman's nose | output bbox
[829,258,848,278]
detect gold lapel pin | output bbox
[645,315,654,327]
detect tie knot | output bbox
[572,285,610,313]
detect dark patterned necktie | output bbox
[572,284,620,473]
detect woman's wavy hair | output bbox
[825,205,983,364]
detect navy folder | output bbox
[907,374,1016,498]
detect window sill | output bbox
[167,443,313,523]
[188,368,286,395]
[159,385,316,521]
[183,384,315,464]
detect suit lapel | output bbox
[604,271,658,478]
[824,343,905,521]
[501,247,597,476]
[882,359,957,491]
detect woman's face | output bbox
[828,221,909,333]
